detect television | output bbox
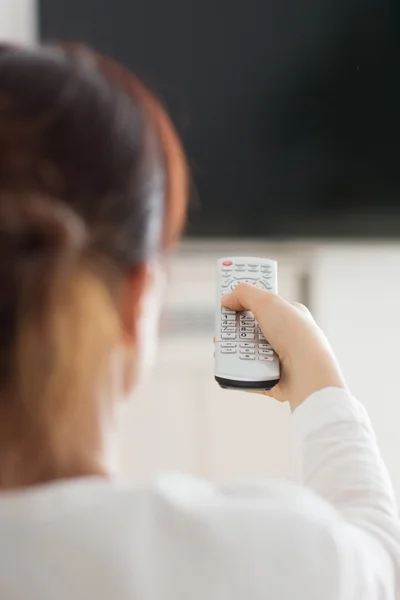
[40,0,400,238]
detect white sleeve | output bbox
[152,389,400,600]
[289,387,400,599]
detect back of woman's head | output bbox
[0,44,188,485]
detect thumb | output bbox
[221,283,278,319]
[222,283,299,359]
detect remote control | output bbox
[214,257,280,390]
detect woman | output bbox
[0,43,398,600]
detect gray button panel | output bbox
[218,262,277,358]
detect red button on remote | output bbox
[223,260,233,266]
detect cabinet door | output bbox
[118,345,203,482]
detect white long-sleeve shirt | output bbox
[0,388,399,600]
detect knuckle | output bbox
[292,302,310,314]
[234,282,253,299]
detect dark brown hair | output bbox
[0,44,188,486]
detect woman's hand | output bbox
[221,284,346,411]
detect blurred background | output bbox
[4,0,400,497]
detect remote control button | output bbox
[221,348,236,354]
[240,327,254,333]
[240,354,255,360]
[240,342,255,348]
[221,342,237,348]
[234,261,246,266]
[240,320,255,327]
[259,356,274,362]
[221,326,236,333]
[261,265,272,272]
[248,267,259,272]
[221,333,236,339]
[222,272,230,278]
[239,333,255,339]
[259,349,274,356]
[221,307,235,314]
[220,279,234,288]
[247,263,259,268]
[222,260,233,266]
[236,277,257,284]
[240,348,255,354]
[221,273,233,288]
[235,267,246,273]
[258,343,272,350]
[229,281,240,291]
[221,314,236,321]
[239,314,254,321]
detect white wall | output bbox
[312,244,400,500]
[0,0,36,44]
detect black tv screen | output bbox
[40,0,400,237]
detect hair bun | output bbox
[0,194,86,261]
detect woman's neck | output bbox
[0,402,113,490]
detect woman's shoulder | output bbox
[0,472,338,526]
[0,474,346,600]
